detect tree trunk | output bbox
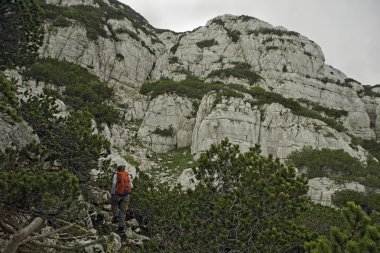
[2,217,43,253]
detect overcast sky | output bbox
[121,0,380,85]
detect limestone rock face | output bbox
[38,2,379,143]
[137,95,196,152]
[191,95,366,161]
[150,15,375,140]
[362,95,380,139]
[308,177,366,206]
[0,112,39,152]
[39,25,158,89]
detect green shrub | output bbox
[358,85,380,98]
[266,46,279,51]
[208,62,261,84]
[24,58,98,86]
[24,58,119,124]
[314,76,353,88]
[226,29,241,42]
[288,146,380,188]
[196,39,219,49]
[170,42,180,54]
[288,147,367,179]
[248,27,299,37]
[140,79,244,101]
[132,139,310,252]
[248,87,346,132]
[332,190,380,212]
[169,56,179,64]
[210,18,225,26]
[52,15,71,27]
[294,202,346,237]
[304,202,380,253]
[41,0,157,41]
[152,125,174,137]
[297,98,348,119]
[124,153,140,167]
[0,74,21,121]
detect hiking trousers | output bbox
[111,194,130,228]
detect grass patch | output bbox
[124,153,140,167]
[154,147,195,178]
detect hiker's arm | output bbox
[129,176,133,189]
[111,174,117,195]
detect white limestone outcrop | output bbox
[191,94,367,161]
[137,95,196,152]
[308,177,366,206]
[0,112,39,152]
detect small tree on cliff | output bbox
[0,0,44,69]
[305,201,380,253]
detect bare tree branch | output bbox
[3,217,44,253]
[31,236,107,251]
[23,212,96,244]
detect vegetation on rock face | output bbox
[226,29,241,42]
[298,98,348,119]
[288,146,380,188]
[0,2,114,251]
[23,58,120,125]
[196,39,219,49]
[208,62,261,84]
[152,125,175,137]
[140,78,244,100]
[248,87,347,132]
[332,190,380,213]
[0,0,44,69]
[133,139,311,252]
[40,0,156,41]
[141,78,346,132]
[247,27,300,37]
[24,58,98,86]
[19,94,110,182]
[359,85,380,98]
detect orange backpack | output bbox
[116,171,132,195]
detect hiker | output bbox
[111,165,132,232]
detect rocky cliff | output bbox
[38,0,380,147]
[3,0,380,207]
